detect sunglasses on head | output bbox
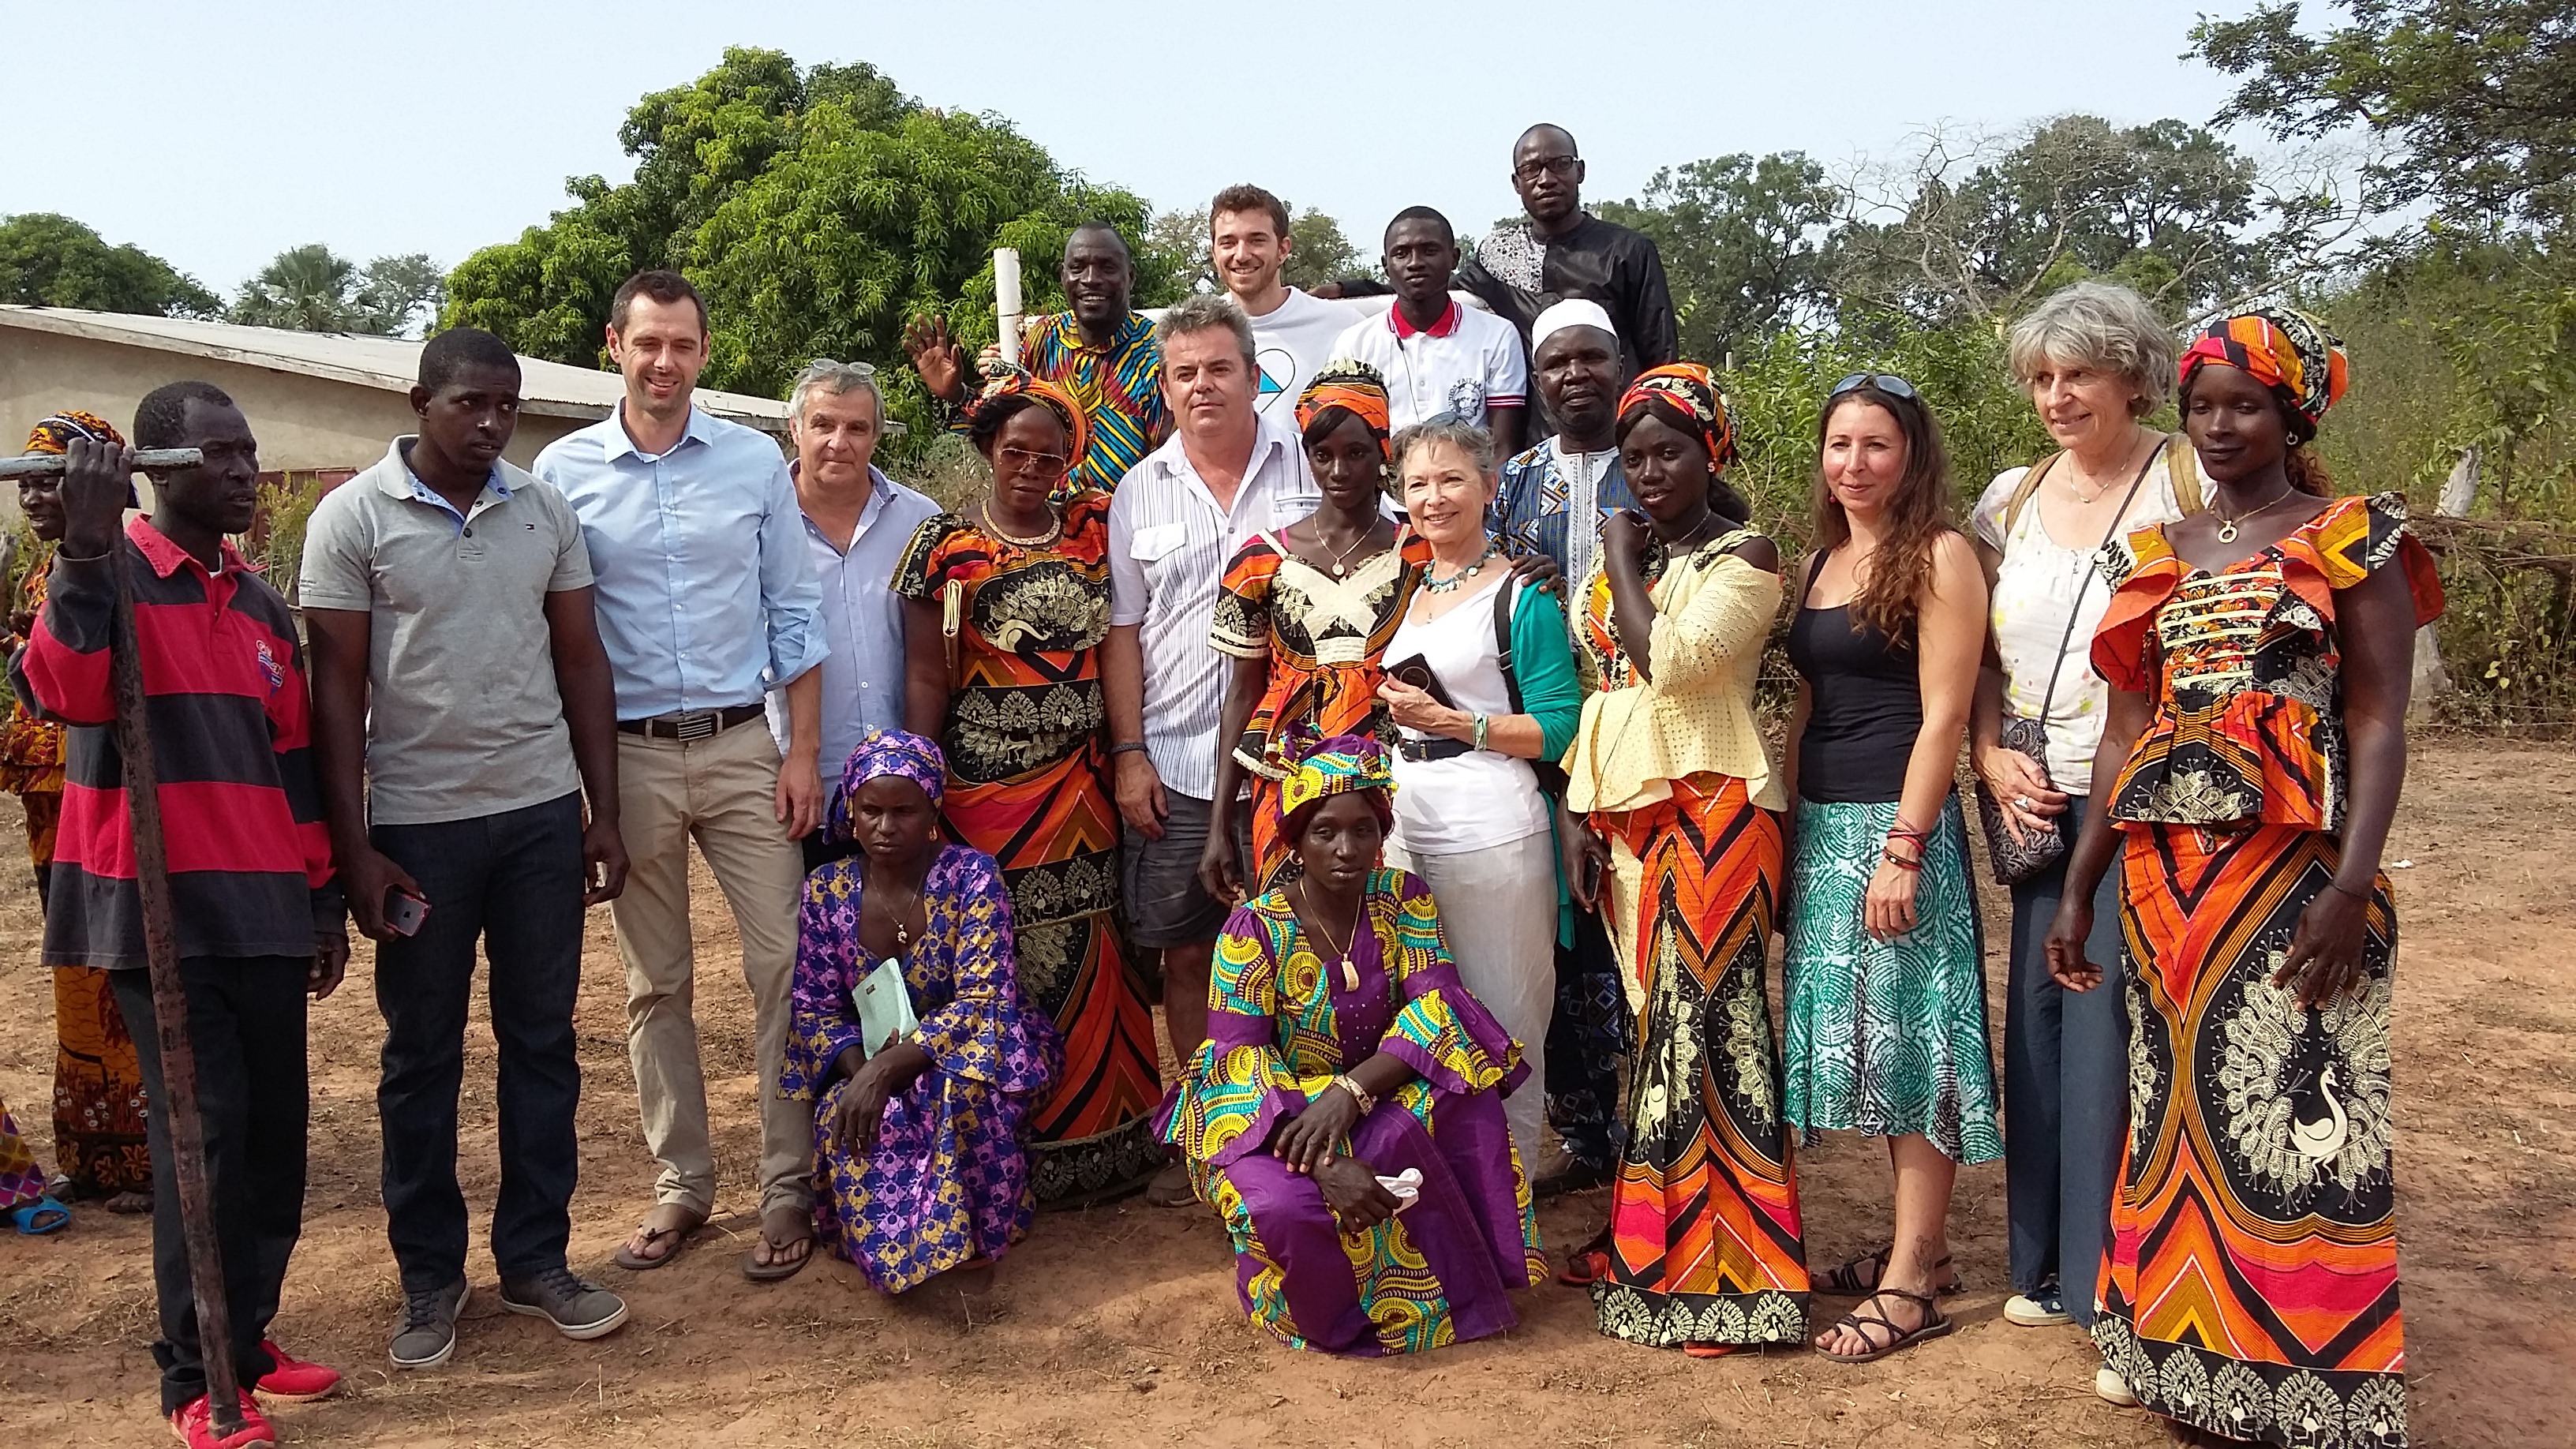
[1829,373,1919,402]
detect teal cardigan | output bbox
[1502,580,1583,947]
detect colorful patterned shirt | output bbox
[951,312,1169,497]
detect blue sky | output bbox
[5,1,2246,295]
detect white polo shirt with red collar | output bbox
[1329,297,1528,431]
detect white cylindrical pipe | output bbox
[995,248,1023,368]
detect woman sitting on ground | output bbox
[1163,736,1545,1356]
[780,730,1062,1294]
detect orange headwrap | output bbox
[967,367,1091,475]
[23,410,126,455]
[1295,359,1393,458]
[1616,363,1735,468]
[2179,308,2348,436]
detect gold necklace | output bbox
[1296,881,1367,992]
[1301,518,1375,578]
[865,861,927,948]
[980,500,1061,549]
[2212,485,2302,545]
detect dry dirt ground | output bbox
[1,742,2567,1448]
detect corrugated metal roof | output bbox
[0,305,789,432]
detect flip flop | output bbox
[9,1195,71,1235]
[611,1206,705,1271]
[741,1210,816,1283]
[1815,1288,1956,1364]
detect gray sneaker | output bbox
[499,1267,629,1341]
[391,1279,468,1369]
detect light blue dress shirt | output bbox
[763,466,942,777]
[534,406,827,720]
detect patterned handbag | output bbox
[1974,447,2159,885]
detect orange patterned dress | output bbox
[893,492,1164,1204]
[6,554,151,1196]
[2087,492,2439,1448]
[1209,530,1432,893]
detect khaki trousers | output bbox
[611,721,811,1217]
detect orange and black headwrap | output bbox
[2179,307,2348,440]
[965,365,1091,474]
[1296,359,1393,459]
[1616,363,1735,469]
[23,410,126,455]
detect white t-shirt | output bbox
[1385,575,1552,855]
[1245,286,1354,422]
[1330,298,1528,431]
[1971,443,2194,792]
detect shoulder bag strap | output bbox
[2002,451,2063,539]
[1494,578,1526,717]
[2027,441,2165,721]
[2164,432,2204,515]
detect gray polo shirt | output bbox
[300,438,595,826]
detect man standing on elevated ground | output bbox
[1331,207,1527,457]
[1208,184,1352,422]
[907,223,1168,496]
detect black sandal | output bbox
[1815,1288,1956,1364]
[1815,1245,1963,1297]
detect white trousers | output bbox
[1383,831,1559,1170]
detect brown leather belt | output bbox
[616,702,766,741]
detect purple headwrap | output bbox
[829,729,948,839]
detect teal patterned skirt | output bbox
[1780,795,2002,1164]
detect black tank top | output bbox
[1787,558,1922,804]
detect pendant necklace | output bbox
[1298,882,1367,992]
[2212,485,2301,546]
[1305,518,1371,578]
[871,868,924,949]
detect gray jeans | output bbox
[2001,795,2129,1327]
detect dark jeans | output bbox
[373,792,586,1294]
[111,957,307,1413]
[2002,795,2129,1326]
[1544,908,1629,1171]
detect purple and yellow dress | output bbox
[781,841,1062,1293]
[1162,867,1547,1355]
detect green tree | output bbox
[2194,0,2576,227]
[444,47,1172,419]
[1835,118,2265,325]
[231,244,445,335]
[0,213,219,316]
[1598,152,1840,361]
[1284,208,1364,290]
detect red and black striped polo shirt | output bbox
[9,515,340,967]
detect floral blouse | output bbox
[2091,492,2443,832]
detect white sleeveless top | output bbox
[1384,575,1552,856]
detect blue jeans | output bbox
[2001,795,2129,1326]
[373,793,586,1294]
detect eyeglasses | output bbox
[1829,373,1919,402]
[1512,155,1581,184]
[998,445,1070,478]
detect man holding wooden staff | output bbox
[12,380,348,1449]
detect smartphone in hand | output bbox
[384,888,431,938]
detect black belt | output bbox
[616,702,766,741]
[1396,736,1473,762]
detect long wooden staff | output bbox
[104,491,245,1433]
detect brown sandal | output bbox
[1815,1245,1962,1297]
[742,1205,817,1283]
[1815,1288,1956,1364]
[611,1204,706,1271]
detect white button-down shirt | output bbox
[765,466,942,776]
[535,406,826,720]
[1107,414,1320,799]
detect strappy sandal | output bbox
[1816,1288,1956,1364]
[1815,1245,1963,1297]
[611,1204,706,1271]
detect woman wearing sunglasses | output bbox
[894,369,1166,1208]
[1781,373,2001,1363]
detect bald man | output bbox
[905,223,1170,495]
[1458,124,1679,397]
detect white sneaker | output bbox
[2003,1289,2072,1327]
[2095,1365,2140,1407]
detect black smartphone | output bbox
[1579,852,1605,904]
[1386,653,1456,710]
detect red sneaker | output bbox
[167,1391,275,1448]
[252,1340,341,1402]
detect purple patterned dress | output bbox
[781,842,1061,1293]
[1161,868,1547,1355]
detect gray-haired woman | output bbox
[1968,280,2199,1405]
